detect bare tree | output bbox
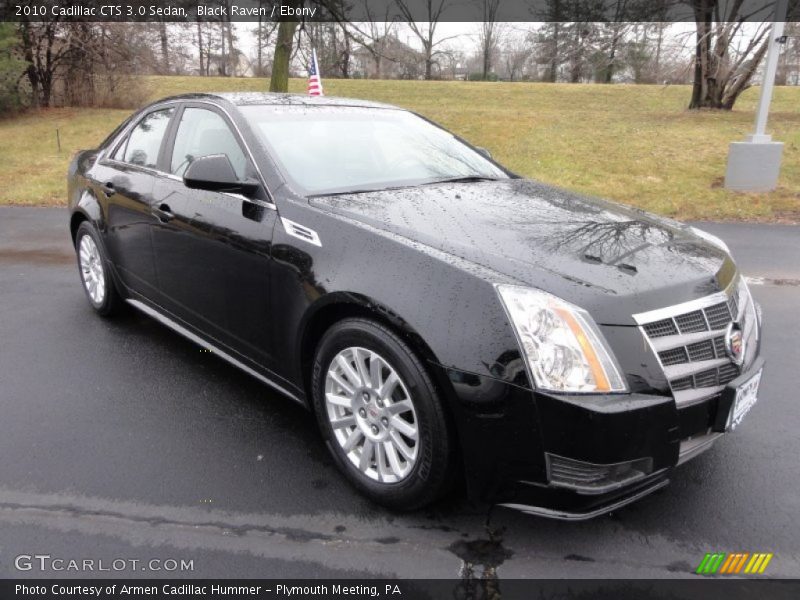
[500,28,535,81]
[777,21,800,85]
[18,18,69,107]
[688,0,773,110]
[359,1,399,79]
[476,0,503,79]
[594,1,633,83]
[253,1,278,77]
[395,0,460,79]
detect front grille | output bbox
[659,347,688,366]
[705,301,732,329]
[675,310,707,333]
[718,363,740,385]
[636,276,756,408]
[658,336,728,365]
[644,319,678,338]
[671,376,693,391]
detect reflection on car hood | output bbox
[310,179,734,325]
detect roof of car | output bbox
[157,92,400,111]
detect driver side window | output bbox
[170,107,248,180]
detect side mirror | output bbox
[476,147,492,159]
[183,154,260,197]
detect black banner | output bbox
[3,579,800,600]
[2,0,799,23]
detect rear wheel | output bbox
[311,318,455,510]
[75,221,122,317]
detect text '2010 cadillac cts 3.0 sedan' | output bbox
[67,93,764,519]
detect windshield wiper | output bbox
[307,176,501,198]
[307,184,415,199]
[421,176,501,185]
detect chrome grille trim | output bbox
[649,329,724,352]
[633,275,754,408]
[662,358,731,380]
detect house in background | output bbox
[352,35,425,80]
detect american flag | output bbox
[307,49,324,96]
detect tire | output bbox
[311,318,456,510]
[74,221,122,317]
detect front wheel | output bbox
[75,221,122,317]
[311,318,456,510]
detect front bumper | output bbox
[437,354,764,520]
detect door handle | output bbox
[155,203,174,223]
[101,182,115,197]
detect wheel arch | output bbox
[298,293,463,453]
[69,190,104,245]
[298,292,444,396]
[298,292,466,493]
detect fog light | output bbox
[546,453,653,495]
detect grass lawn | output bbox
[1,76,798,222]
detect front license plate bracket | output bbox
[712,359,764,432]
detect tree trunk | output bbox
[159,21,170,74]
[196,21,204,75]
[604,45,616,83]
[257,16,263,76]
[224,5,235,76]
[569,26,581,83]
[654,23,664,83]
[219,21,227,76]
[549,22,559,83]
[689,8,712,109]
[424,41,433,80]
[269,19,298,92]
[20,20,41,107]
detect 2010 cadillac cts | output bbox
[67,93,764,519]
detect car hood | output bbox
[309,179,735,325]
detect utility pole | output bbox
[724,0,789,192]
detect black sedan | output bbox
[67,93,763,518]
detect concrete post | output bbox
[724,0,789,192]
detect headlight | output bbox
[689,226,731,255]
[496,285,627,393]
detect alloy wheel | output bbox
[324,346,419,483]
[79,234,106,305]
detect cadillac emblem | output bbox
[724,322,745,365]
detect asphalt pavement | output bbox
[0,207,798,580]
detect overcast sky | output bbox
[231,21,704,67]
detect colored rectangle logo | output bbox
[696,552,773,575]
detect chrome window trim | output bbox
[100,102,179,166]
[98,99,277,211]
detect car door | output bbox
[93,106,175,299]
[150,103,279,370]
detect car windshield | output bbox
[239,105,508,196]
